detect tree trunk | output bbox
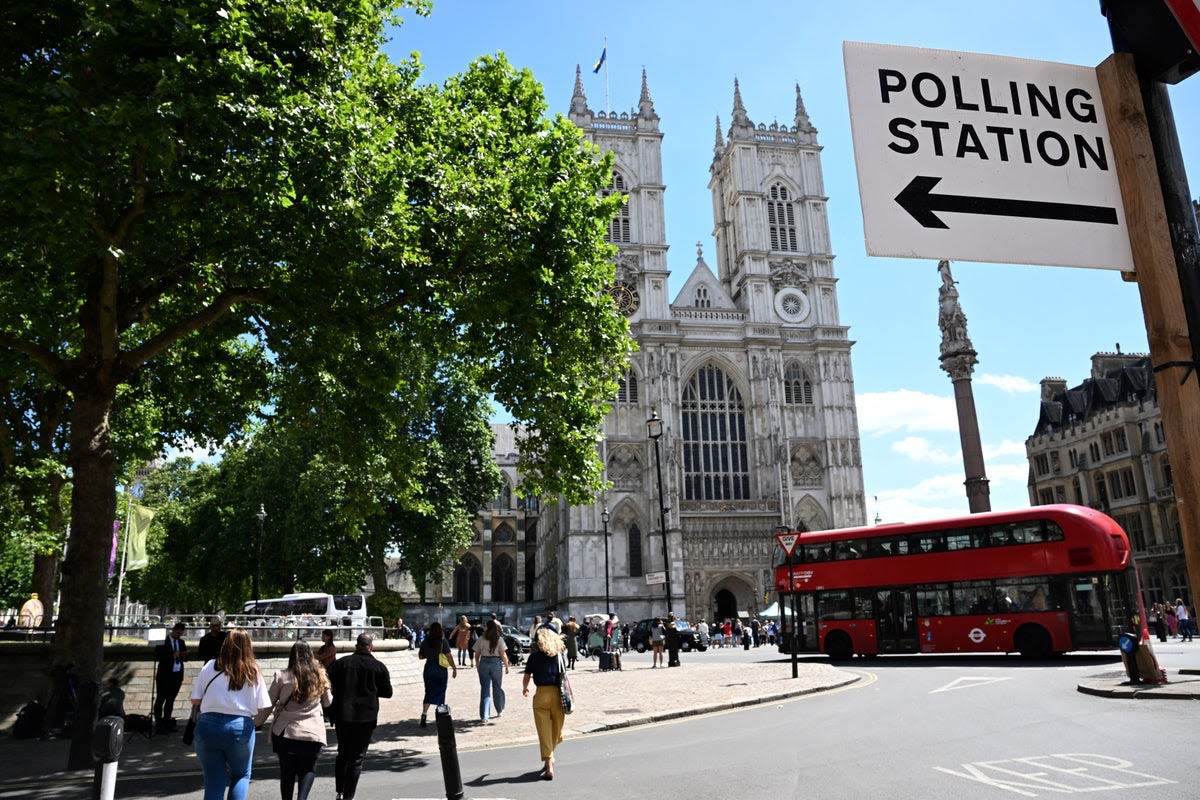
[56,387,118,769]
[32,471,67,628]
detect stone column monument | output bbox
[937,261,991,513]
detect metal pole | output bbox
[254,504,266,604]
[790,557,798,679]
[651,430,671,615]
[435,704,464,800]
[602,507,611,614]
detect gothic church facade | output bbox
[529,70,868,624]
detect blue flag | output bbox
[592,46,607,74]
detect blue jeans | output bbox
[477,656,505,720]
[194,712,255,800]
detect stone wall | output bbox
[0,639,420,732]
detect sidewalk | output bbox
[0,653,855,787]
[1076,667,1200,699]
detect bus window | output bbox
[915,585,950,615]
[819,590,855,620]
[1009,577,1053,610]
[945,530,971,551]
[954,580,996,614]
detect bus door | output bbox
[781,593,819,652]
[1064,575,1120,648]
[875,588,919,653]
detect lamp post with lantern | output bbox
[601,506,611,615]
[647,410,672,615]
[254,504,267,605]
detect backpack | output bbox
[12,701,45,739]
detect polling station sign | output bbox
[844,41,1133,270]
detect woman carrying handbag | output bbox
[521,627,567,780]
[189,628,271,800]
[267,640,333,800]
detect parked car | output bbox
[500,624,532,653]
[630,618,707,653]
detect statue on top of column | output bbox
[937,260,972,357]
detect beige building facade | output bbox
[1026,351,1190,607]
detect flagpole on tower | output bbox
[593,36,609,114]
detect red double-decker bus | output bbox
[773,505,1141,659]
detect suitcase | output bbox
[598,651,613,671]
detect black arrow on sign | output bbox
[894,175,1120,229]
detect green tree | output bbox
[0,1,629,761]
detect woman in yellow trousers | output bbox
[521,626,566,780]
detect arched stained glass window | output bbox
[681,365,750,501]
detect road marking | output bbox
[930,676,1012,693]
[934,754,1175,797]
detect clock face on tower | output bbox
[610,281,640,316]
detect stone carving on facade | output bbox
[607,445,643,492]
[791,443,824,487]
[770,259,810,290]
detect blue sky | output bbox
[389,1,1200,524]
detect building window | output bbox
[783,361,814,405]
[1162,458,1173,487]
[1115,429,1128,452]
[454,555,482,604]
[681,365,750,501]
[694,285,712,308]
[491,554,515,603]
[1038,488,1055,505]
[1122,513,1146,552]
[1089,442,1101,463]
[493,480,512,511]
[1102,432,1115,456]
[521,495,540,514]
[628,523,643,577]
[767,184,799,251]
[1154,422,1165,444]
[1072,478,1082,504]
[1034,454,1050,476]
[617,371,639,404]
[1068,449,1078,468]
[603,172,631,243]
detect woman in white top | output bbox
[471,619,510,722]
[190,628,271,800]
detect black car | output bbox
[630,618,707,653]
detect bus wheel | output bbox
[824,632,853,661]
[1014,624,1052,659]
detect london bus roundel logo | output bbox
[968,627,987,644]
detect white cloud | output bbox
[892,436,956,464]
[977,374,1040,394]
[857,390,958,435]
[984,439,1029,460]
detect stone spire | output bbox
[569,64,589,117]
[638,68,659,121]
[729,77,753,138]
[794,83,815,132]
[714,115,725,151]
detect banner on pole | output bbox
[126,504,156,571]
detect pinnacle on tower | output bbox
[794,83,815,132]
[713,115,725,151]
[638,68,659,121]
[729,77,754,138]
[570,64,589,117]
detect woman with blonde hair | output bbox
[521,626,567,780]
[190,628,271,800]
[268,640,333,800]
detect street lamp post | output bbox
[601,506,611,615]
[647,410,672,616]
[254,504,267,605]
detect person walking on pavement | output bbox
[418,621,457,728]
[267,640,332,800]
[190,628,272,800]
[327,633,393,800]
[155,622,189,730]
[665,612,682,667]
[315,628,338,670]
[522,626,567,780]
[649,618,666,668]
[472,618,510,722]
[198,617,227,664]
[1176,598,1193,642]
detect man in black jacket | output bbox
[328,633,393,800]
[153,622,188,729]
[196,617,227,663]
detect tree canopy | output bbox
[0,0,630,761]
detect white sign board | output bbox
[844,41,1133,270]
[644,571,666,586]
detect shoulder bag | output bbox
[557,654,574,714]
[183,671,222,745]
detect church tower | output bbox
[533,72,866,625]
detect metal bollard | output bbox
[435,704,464,800]
[90,715,125,800]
